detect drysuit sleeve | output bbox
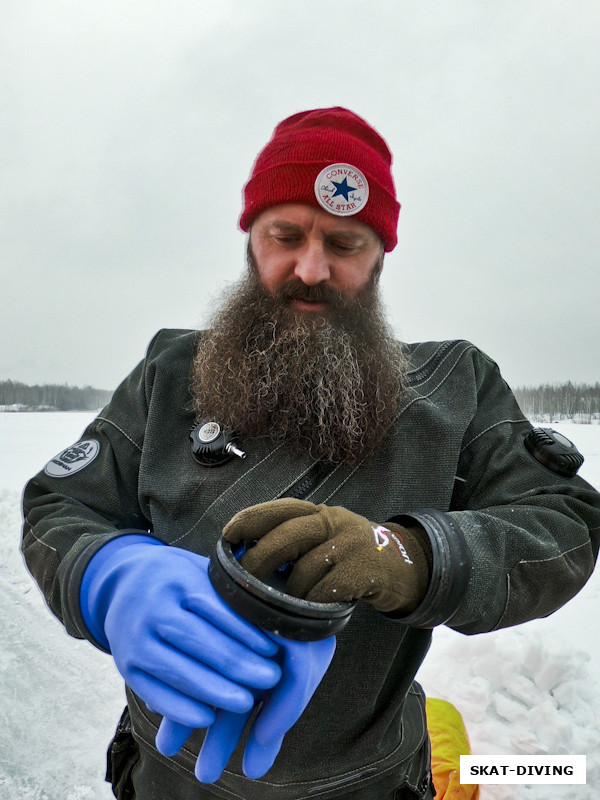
[21,335,159,642]
[391,346,600,634]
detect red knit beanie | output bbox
[239,107,400,252]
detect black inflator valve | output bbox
[190,421,246,467]
[524,427,584,478]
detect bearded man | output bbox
[22,108,600,800]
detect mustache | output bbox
[275,279,365,311]
[247,241,380,313]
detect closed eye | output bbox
[274,235,301,244]
[327,239,360,254]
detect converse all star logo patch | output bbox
[314,163,369,216]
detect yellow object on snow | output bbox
[426,698,479,799]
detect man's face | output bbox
[190,206,404,464]
[249,203,384,313]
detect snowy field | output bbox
[1,412,599,800]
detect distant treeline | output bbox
[1,379,599,420]
[0,380,113,412]
[514,382,600,422]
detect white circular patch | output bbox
[314,163,369,216]
[44,439,100,478]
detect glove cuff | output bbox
[378,522,432,614]
[384,510,471,627]
[67,531,163,651]
[386,521,433,576]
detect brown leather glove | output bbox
[222,498,431,614]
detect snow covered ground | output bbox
[1,412,599,799]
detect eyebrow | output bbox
[268,221,304,233]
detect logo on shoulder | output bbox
[44,439,100,478]
[314,163,369,216]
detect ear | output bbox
[373,247,385,282]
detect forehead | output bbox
[252,203,379,242]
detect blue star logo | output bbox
[330,176,357,202]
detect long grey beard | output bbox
[190,271,408,465]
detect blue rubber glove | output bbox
[157,704,254,782]
[243,633,336,779]
[80,535,282,730]
[157,632,336,782]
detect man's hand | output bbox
[183,633,336,783]
[223,499,431,614]
[80,538,282,730]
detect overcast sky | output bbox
[2,1,599,392]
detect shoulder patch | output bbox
[44,439,100,478]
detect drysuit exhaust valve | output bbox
[208,538,356,641]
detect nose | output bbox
[293,242,331,285]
